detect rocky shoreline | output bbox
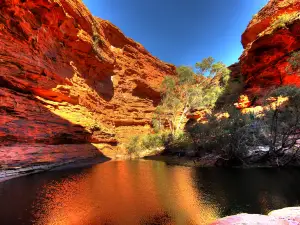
[144,154,275,168]
[0,156,109,183]
[145,146,300,168]
[3,151,300,183]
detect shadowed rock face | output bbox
[0,0,176,166]
[240,0,300,103]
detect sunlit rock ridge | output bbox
[239,0,300,107]
[0,0,176,169]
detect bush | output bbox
[126,131,195,156]
[142,134,164,150]
[164,131,194,153]
[127,136,141,155]
[186,86,300,165]
[186,107,269,159]
[288,51,300,73]
[126,133,165,156]
[271,12,300,30]
[264,86,300,163]
[267,85,300,100]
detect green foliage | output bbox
[127,136,141,155]
[152,117,162,133]
[195,58,230,82]
[126,133,165,156]
[167,131,194,151]
[161,75,176,93]
[288,51,300,74]
[176,66,195,85]
[271,12,300,30]
[154,57,230,135]
[131,57,232,157]
[187,107,269,158]
[202,86,224,108]
[216,72,245,109]
[195,57,214,75]
[268,85,300,100]
[264,86,300,162]
[126,130,196,156]
[185,86,300,163]
[212,62,231,86]
[142,134,165,150]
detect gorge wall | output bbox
[0,0,176,169]
[239,0,300,107]
[1,0,300,171]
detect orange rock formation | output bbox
[0,0,175,167]
[239,0,300,106]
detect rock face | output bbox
[0,0,176,168]
[210,207,300,225]
[240,0,300,105]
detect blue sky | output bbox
[83,0,269,67]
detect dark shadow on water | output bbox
[193,167,300,217]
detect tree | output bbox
[155,66,201,135]
[195,57,214,76]
[195,57,230,84]
[153,57,230,136]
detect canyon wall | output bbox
[239,0,300,106]
[1,0,300,171]
[0,0,175,169]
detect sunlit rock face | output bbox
[0,0,176,167]
[239,0,300,105]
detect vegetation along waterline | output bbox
[128,56,300,168]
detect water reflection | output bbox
[0,161,300,225]
[31,161,218,225]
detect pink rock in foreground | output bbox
[269,207,300,223]
[210,214,290,225]
[210,207,300,225]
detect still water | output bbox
[1,160,300,225]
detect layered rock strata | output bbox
[240,0,300,105]
[0,0,175,171]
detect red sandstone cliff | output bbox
[239,0,300,105]
[0,0,176,168]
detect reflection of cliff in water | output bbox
[30,160,219,225]
[151,162,219,225]
[193,168,300,217]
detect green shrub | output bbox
[126,131,195,156]
[271,12,300,30]
[126,133,166,156]
[142,134,164,150]
[166,131,194,151]
[127,136,142,155]
[154,57,230,136]
[264,86,300,161]
[187,107,269,158]
[287,51,300,74]
[267,85,300,102]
